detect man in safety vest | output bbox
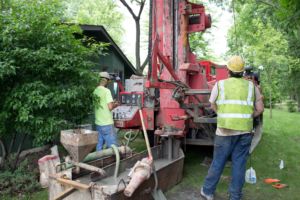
[200,56,264,200]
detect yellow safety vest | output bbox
[216,78,254,131]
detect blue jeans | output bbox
[202,133,253,200]
[96,124,118,151]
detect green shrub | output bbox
[0,0,104,146]
[287,100,297,112]
[0,158,40,196]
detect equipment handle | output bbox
[139,109,153,161]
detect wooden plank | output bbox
[54,177,90,190]
[53,187,76,200]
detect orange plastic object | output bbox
[272,183,288,189]
[264,178,280,184]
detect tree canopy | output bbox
[226,0,300,112]
[64,0,124,45]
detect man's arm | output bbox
[209,83,218,113]
[253,86,264,117]
[105,89,118,111]
[211,103,217,113]
[107,101,119,111]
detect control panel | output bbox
[120,92,143,106]
[112,106,139,120]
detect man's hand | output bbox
[108,101,119,111]
[113,100,120,108]
[211,103,217,113]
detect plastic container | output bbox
[245,167,256,184]
[279,160,284,169]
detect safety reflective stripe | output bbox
[217,80,254,105]
[218,113,252,118]
[216,99,253,105]
[247,81,254,102]
[219,80,225,100]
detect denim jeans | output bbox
[96,124,118,151]
[202,133,253,200]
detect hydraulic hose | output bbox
[123,130,139,146]
[111,144,120,180]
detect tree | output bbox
[227,2,289,118]
[225,0,300,112]
[189,31,216,60]
[0,0,104,161]
[120,0,148,74]
[64,0,124,45]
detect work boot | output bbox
[200,187,214,200]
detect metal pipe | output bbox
[168,136,173,161]
[139,109,153,160]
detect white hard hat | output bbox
[99,71,111,80]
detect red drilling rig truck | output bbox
[113,1,228,147]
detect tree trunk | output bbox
[13,133,27,171]
[296,92,300,112]
[268,65,274,119]
[269,89,272,119]
[135,20,141,72]
[8,132,16,156]
[0,139,6,168]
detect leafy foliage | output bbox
[64,0,124,45]
[0,158,40,196]
[286,100,297,113]
[0,0,103,145]
[226,0,300,114]
[190,31,216,60]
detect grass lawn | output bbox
[6,109,300,199]
[167,109,300,200]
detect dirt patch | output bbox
[18,147,51,172]
[166,187,227,200]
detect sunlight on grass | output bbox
[243,109,300,200]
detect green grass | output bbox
[1,190,48,200]
[117,129,147,152]
[167,109,300,199]
[243,109,300,200]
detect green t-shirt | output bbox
[93,86,114,126]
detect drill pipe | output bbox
[65,146,132,169]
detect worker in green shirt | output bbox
[93,72,119,151]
